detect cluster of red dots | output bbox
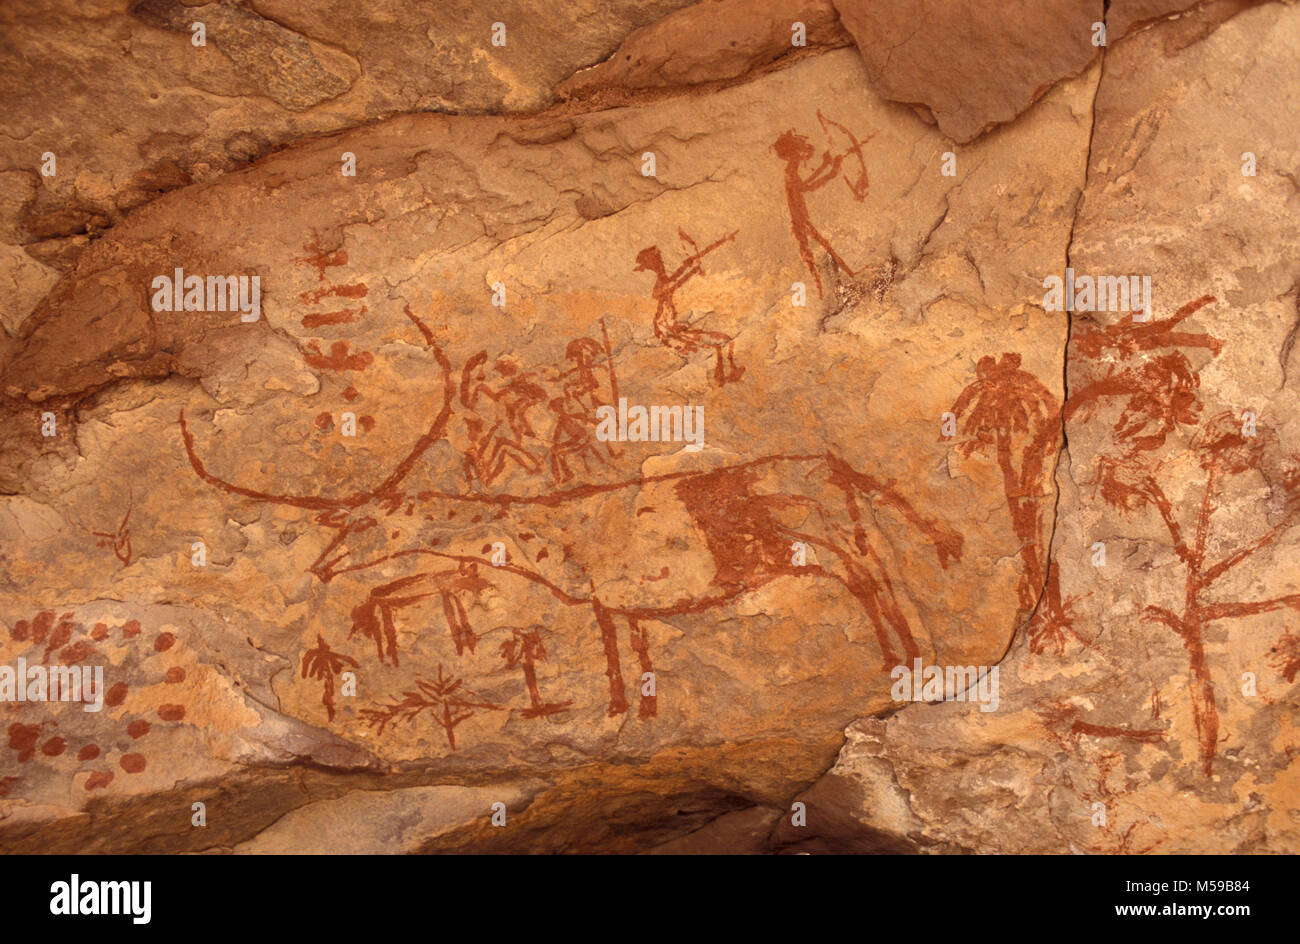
[4,613,189,792]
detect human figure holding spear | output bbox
[634,228,744,386]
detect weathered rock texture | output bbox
[0,0,698,331]
[0,0,1295,853]
[790,0,1300,855]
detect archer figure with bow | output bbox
[633,228,744,386]
[772,110,877,298]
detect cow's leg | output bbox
[627,617,657,719]
[592,599,629,716]
[441,591,477,655]
[379,602,400,666]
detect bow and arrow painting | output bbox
[773,110,877,298]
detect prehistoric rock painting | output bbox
[456,316,620,488]
[547,334,618,484]
[1096,409,1300,775]
[294,232,374,371]
[1033,299,1229,655]
[2,611,193,793]
[1040,706,1167,854]
[295,231,370,328]
[949,351,1060,632]
[957,297,1300,777]
[359,665,501,749]
[1069,296,1300,776]
[349,565,494,665]
[179,303,964,745]
[500,627,573,718]
[773,111,876,298]
[300,634,358,722]
[1269,629,1300,683]
[85,490,134,568]
[1036,699,1165,751]
[634,229,744,385]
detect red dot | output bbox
[40,737,66,757]
[314,412,333,430]
[105,683,129,707]
[158,704,186,722]
[119,754,146,774]
[91,622,109,641]
[153,632,176,652]
[360,415,376,432]
[85,771,114,790]
[46,620,74,653]
[165,667,186,684]
[127,720,151,739]
[11,620,30,641]
[7,723,40,762]
[122,620,141,638]
[32,611,55,644]
[342,386,359,402]
[78,744,100,761]
[59,641,96,664]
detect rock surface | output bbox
[0,0,697,330]
[793,0,1300,854]
[1,0,1296,854]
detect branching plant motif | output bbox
[1098,410,1300,775]
[948,353,1061,633]
[359,665,501,749]
[949,297,1236,660]
[300,634,358,721]
[1062,295,1298,776]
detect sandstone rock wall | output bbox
[1,0,1295,853]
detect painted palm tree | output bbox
[300,634,359,721]
[949,352,1060,613]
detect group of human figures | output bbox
[455,113,874,489]
[458,327,620,487]
[632,111,875,382]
